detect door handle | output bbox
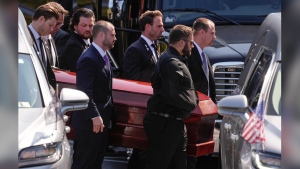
[230,133,239,142]
[224,122,231,131]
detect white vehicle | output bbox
[218,13,281,169]
[18,8,89,168]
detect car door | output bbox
[220,46,274,169]
[233,47,273,168]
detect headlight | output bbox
[251,150,281,168]
[19,142,62,167]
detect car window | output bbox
[18,53,43,108]
[243,48,272,108]
[267,63,281,116]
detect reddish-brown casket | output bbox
[54,69,218,157]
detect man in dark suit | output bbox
[71,20,117,169]
[53,29,70,58]
[187,17,217,169]
[28,4,59,90]
[60,8,95,71]
[47,2,69,67]
[122,10,164,169]
[123,10,164,82]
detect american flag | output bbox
[241,99,266,144]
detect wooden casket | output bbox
[54,70,218,157]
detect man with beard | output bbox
[60,8,95,71]
[28,4,59,90]
[144,25,198,169]
[186,17,217,169]
[123,10,164,82]
[122,10,164,169]
[71,20,117,169]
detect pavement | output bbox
[69,126,220,169]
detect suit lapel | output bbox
[90,45,111,76]
[192,47,207,79]
[138,38,157,63]
[50,38,59,67]
[27,28,38,50]
[90,46,112,90]
[72,32,88,48]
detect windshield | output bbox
[18,53,43,108]
[161,0,281,24]
[267,63,281,116]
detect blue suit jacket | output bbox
[71,45,114,131]
[122,37,157,82]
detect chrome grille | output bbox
[212,62,244,102]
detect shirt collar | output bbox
[44,34,52,40]
[28,24,40,41]
[74,31,90,45]
[141,35,155,46]
[92,42,106,57]
[193,42,204,54]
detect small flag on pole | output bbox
[241,100,265,144]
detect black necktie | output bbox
[38,37,46,66]
[151,43,159,61]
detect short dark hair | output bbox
[69,8,95,31]
[46,2,69,16]
[92,20,114,39]
[193,18,211,33]
[32,4,59,21]
[138,10,163,31]
[169,25,193,45]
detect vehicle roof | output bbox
[18,8,34,54]
[247,12,281,62]
[237,12,281,91]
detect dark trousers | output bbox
[71,128,109,169]
[143,112,187,169]
[187,156,197,169]
[127,149,147,169]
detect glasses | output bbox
[55,22,64,28]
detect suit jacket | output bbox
[48,37,59,67]
[188,46,216,103]
[60,32,88,71]
[71,45,114,131]
[53,29,70,59]
[28,27,57,90]
[123,37,157,82]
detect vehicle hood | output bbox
[262,115,281,154]
[18,108,64,151]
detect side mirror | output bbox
[217,95,248,119]
[60,88,89,115]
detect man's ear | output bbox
[145,23,151,31]
[99,31,104,38]
[74,25,77,30]
[200,29,205,35]
[180,39,184,46]
[38,16,45,23]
